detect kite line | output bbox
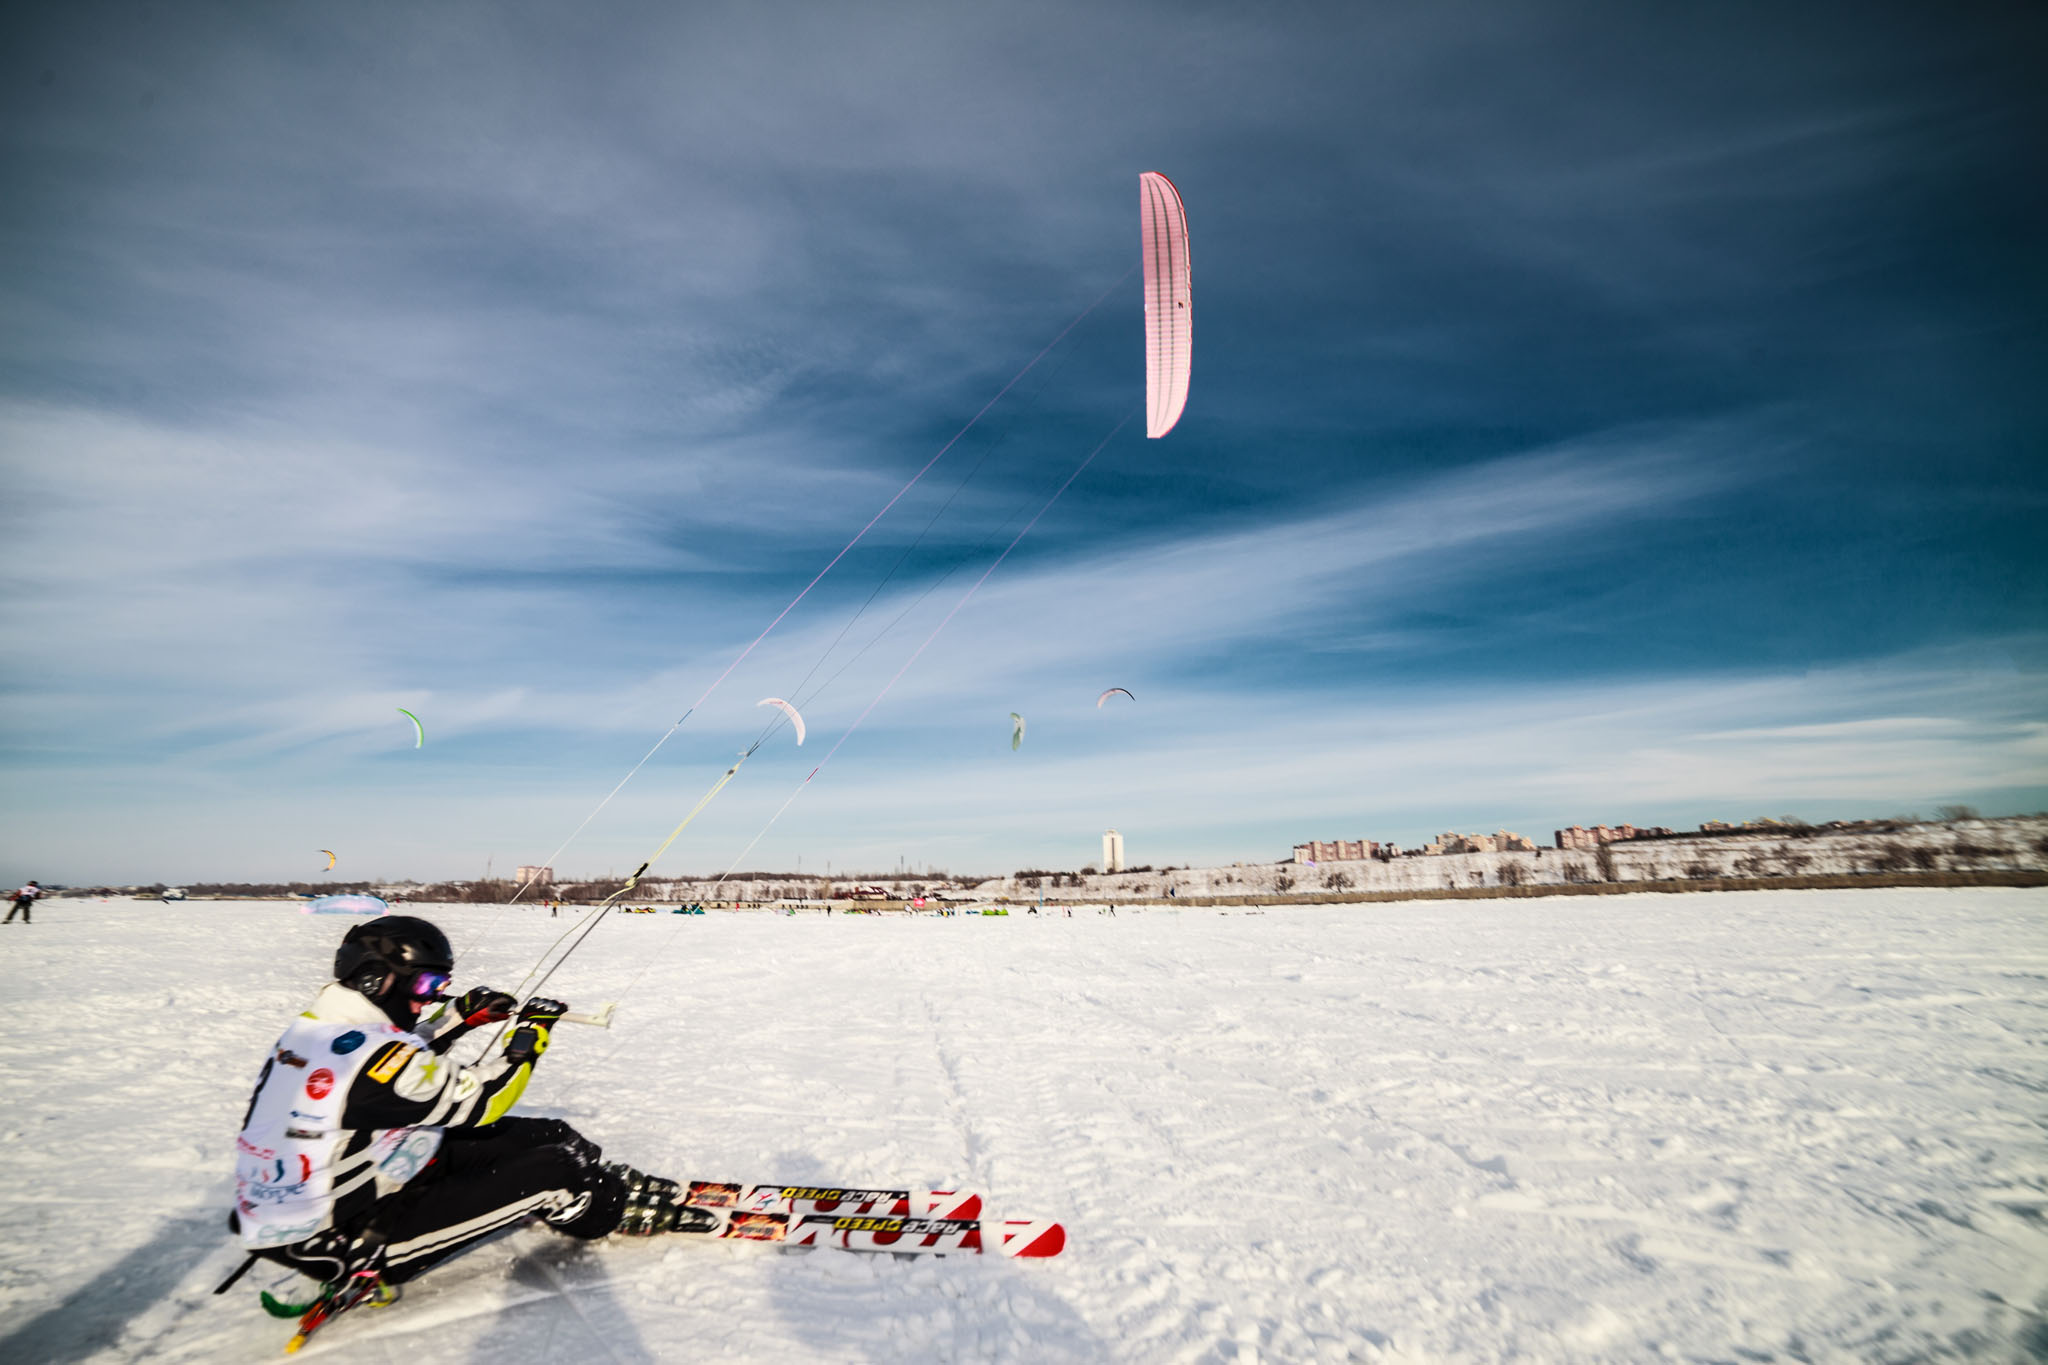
[458,268,1134,968]
[588,409,1138,1012]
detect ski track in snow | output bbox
[0,889,2044,1363]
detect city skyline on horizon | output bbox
[37,800,2040,891]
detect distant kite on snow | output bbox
[306,892,387,916]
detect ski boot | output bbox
[604,1162,719,1236]
[281,1236,399,1354]
[259,1267,401,1318]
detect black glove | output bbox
[505,997,568,1063]
[517,997,568,1026]
[453,988,518,1027]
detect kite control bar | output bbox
[455,1000,616,1031]
[557,1002,617,1029]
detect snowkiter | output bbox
[229,915,688,1295]
[5,880,39,923]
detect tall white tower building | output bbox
[1102,828,1125,873]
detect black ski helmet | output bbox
[334,916,453,1020]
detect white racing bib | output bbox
[233,1017,444,1248]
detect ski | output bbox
[684,1181,982,1220]
[675,1207,1066,1258]
[794,1213,1065,1258]
[265,1184,1053,1346]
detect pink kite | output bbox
[1140,172,1192,439]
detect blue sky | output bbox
[3,1,2044,885]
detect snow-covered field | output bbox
[1,889,2043,1363]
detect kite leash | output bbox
[531,408,1138,1111]
[452,711,696,964]
[461,405,1135,1056]
[493,733,767,1019]
[446,738,767,1062]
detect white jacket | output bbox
[233,984,538,1248]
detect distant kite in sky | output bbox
[1096,688,1136,708]
[306,892,386,916]
[1140,171,1191,439]
[397,708,424,748]
[756,697,806,745]
[1010,713,1026,751]
[319,849,337,871]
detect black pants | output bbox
[3,897,30,923]
[257,1117,626,1284]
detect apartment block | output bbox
[1291,839,1377,864]
[1554,824,1671,849]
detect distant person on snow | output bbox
[228,915,699,1297]
[5,880,40,924]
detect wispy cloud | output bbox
[15,397,2044,883]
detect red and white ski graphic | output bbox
[787,1214,985,1254]
[677,1208,1066,1258]
[686,1181,981,1220]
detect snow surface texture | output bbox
[1,889,2043,1363]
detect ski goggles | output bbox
[407,969,452,999]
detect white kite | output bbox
[757,697,805,745]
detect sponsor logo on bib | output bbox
[332,1030,366,1055]
[365,1043,417,1083]
[305,1068,335,1100]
